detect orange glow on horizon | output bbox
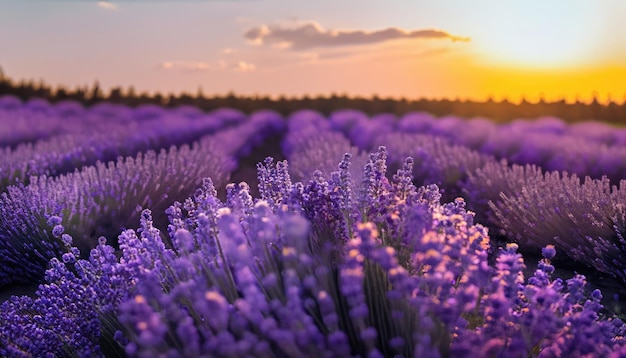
[471,63,626,105]
[390,43,626,106]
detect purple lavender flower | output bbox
[0,138,234,286]
[373,132,492,201]
[471,161,626,282]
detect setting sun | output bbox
[474,1,604,69]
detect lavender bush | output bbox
[328,109,369,134]
[282,118,366,184]
[0,107,229,192]
[390,111,626,183]
[0,139,234,287]
[372,132,492,201]
[465,161,626,284]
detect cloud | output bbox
[244,21,470,50]
[159,60,254,72]
[96,1,118,10]
[233,61,256,72]
[159,61,214,71]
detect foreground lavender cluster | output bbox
[1,148,624,357]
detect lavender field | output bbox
[2,95,626,357]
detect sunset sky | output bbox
[1,0,625,103]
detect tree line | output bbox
[1,69,625,124]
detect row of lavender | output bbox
[0,97,249,192]
[1,98,626,355]
[330,110,626,183]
